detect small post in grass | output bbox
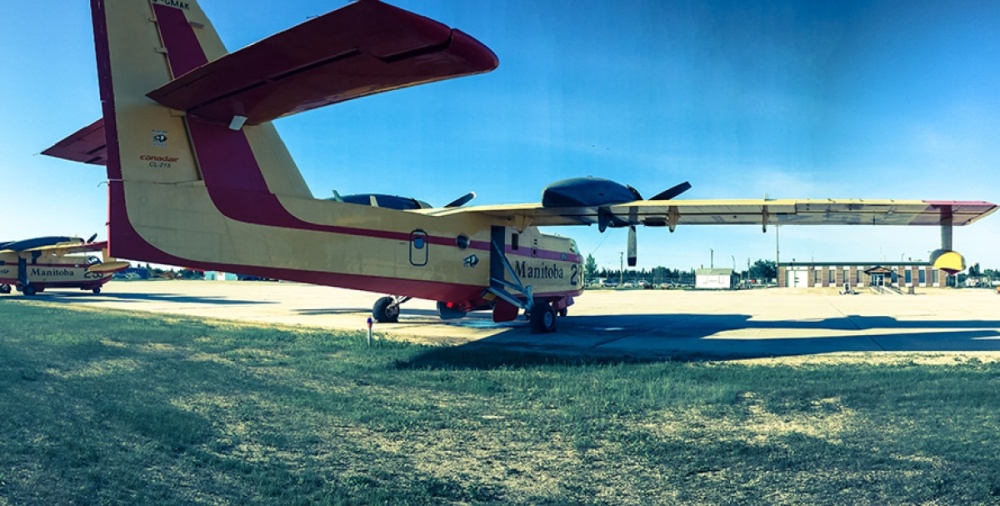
[366,317,373,347]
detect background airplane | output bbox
[43,0,995,332]
[0,235,130,296]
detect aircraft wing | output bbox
[0,237,107,256]
[26,241,108,256]
[146,0,498,126]
[421,199,998,230]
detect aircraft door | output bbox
[409,230,429,266]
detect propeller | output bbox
[444,191,476,208]
[86,233,98,243]
[650,181,692,201]
[620,181,691,267]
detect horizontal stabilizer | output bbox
[41,119,107,166]
[88,260,131,274]
[146,0,498,125]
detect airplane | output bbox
[0,235,130,296]
[41,0,996,332]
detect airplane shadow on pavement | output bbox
[400,313,1000,369]
[17,291,273,306]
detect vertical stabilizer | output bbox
[81,0,505,303]
[93,0,310,263]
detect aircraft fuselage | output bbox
[0,251,112,295]
[111,177,583,312]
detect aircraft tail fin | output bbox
[90,0,319,263]
[93,0,309,191]
[70,0,496,269]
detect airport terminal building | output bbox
[778,261,948,290]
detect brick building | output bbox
[777,262,948,289]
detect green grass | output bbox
[2,301,1000,505]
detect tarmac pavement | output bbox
[20,280,1000,359]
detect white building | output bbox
[695,268,733,289]
[204,271,238,281]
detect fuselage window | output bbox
[409,230,429,266]
[512,233,519,251]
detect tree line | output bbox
[583,254,777,284]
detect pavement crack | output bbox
[828,300,886,352]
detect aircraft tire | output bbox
[93,287,102,294]
[558,307,568,317]
[530,301,556,333]
[23,284,37,296]
[0,284,10,294]
[372,296,400,323]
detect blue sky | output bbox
[2,0,999,273]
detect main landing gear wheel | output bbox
[92,287,102,294]
[0,284,10,294]
[530,301,557,333]
[372,296,401,323]
[23,284,37,296]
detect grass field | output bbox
[2,300,1000,505]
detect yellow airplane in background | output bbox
[0,236,129,296]
[43,0,995,332]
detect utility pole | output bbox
[710,248,714,269]
[619,251,624,286]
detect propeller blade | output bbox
[650,181,692,201]
[86,233,98,243]
[627,225,637,267]
[444,191,476,208]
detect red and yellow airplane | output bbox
[43,0,995,332]
[0,236,129,296]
